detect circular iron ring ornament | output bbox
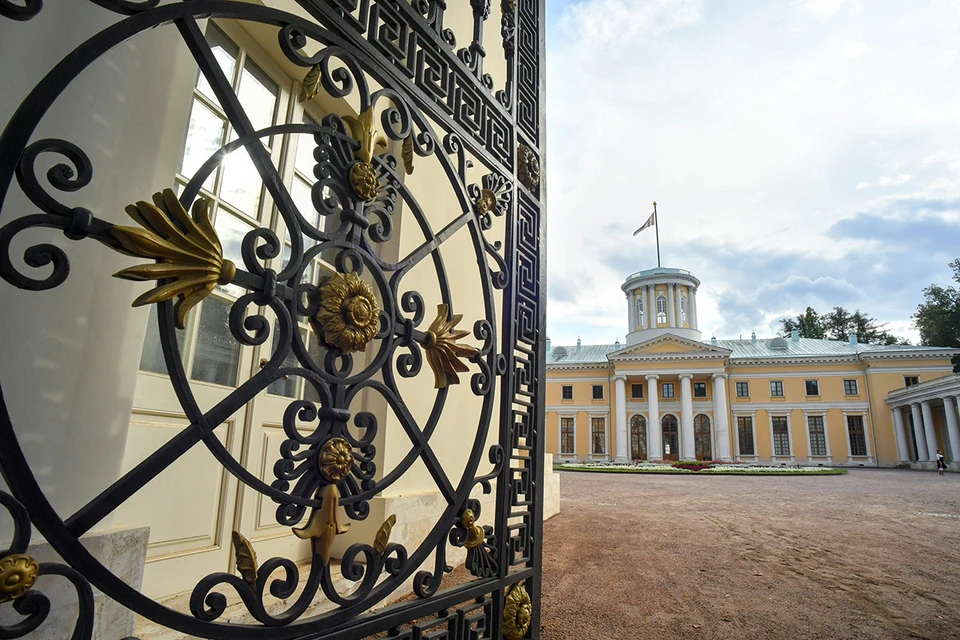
[0,3,504,637]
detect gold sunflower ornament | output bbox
[313,272,381,354]
[423,304,480,389]
[318,437,354,482]
[503,582,532,640]
[111,189,235,329]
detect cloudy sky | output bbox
[544,0,960,346]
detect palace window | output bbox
[693,382,707,398]
[772,416,790,456]
[592,384,604,400]
[807,415,827,456]
[805,380,820,396]
[591,417,606,455]
[561,385,573,400]
[662,383,675,398]
[843,379,859,396]
[656,294,667,323]
[631,383,644,399]
[560,417,575,454]
[904,376,919,387]
[770,380,784,397]
[847,415,867,456]
[680,294,688,324]
[635,297,644,327]
[737,416,755,456]
[735,381,749,397]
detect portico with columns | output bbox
[887,373,960,470]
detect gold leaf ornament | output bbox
[401,135,415,175]
[503,583,533,640]
[373,514,397,556]
[312,272,381,354]
[299,64,321,103]
[461,509,485,550]
[343,108,388,201]
[423,304,479,388]
[111,189,235,329]
[293,484,350,566]
[0,554,40,603]
[231,531,259,586]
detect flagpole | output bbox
[653,201,661,268]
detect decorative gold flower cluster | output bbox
[503,582,533,640]
[312,272,381,354]
[111,189,235,329]
[319,437,354,482]
[0,553,39,603]
[344,108,388,202]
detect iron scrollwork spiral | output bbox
[0,1,525,637]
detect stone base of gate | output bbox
[0,525,149,640]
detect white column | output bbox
[666,284,675,327]
[911,403,929,461]
[626,291,633,330]
[943,396,960,463]
[679,374,695,459]
[921,401,939,461]
[646,374,661,459]
[614,375,628,462]
[712,373,731,461]
[690,287,698,330]
[891,406,909,462]
[675,284,683,327]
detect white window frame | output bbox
[770,413,794,462]
[558,414,577,458]
[661,382,675,399]
[635,296,644,327]
[734,412,758,461]
[843,379,859,396]
[735,381,749,398]
[805,379,820,397]
[656,294,667,323]
[804,411,831,461]
[592,384,604,400]
[680,294,688,324]
[769,380,784,397]
[843,412,873,462]
[589,414,608,459]
[630,383,644,399]
[561,385,573,401]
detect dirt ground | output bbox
[541,469,960,640]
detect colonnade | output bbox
[890,395,960,462]
[628,282,698,330]
[613,373,730,461]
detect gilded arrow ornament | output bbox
[343,108,388,201]
[111,189,235,329]
[423,304,479,388]
[292,484,350,567]
[373,514,396,556]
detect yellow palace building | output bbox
[545,267,960,469]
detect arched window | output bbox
[635,296,644,327]
[629,414,647,460]
[680,294,688,325]
[656,294,667,323]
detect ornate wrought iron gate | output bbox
[0,0,545,638]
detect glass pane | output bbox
[180,100,225,190]
[291,177,319,234]
[295,114,319,177]
[220,143,263,217]
[139,304,187,374]
[213,210,252,297]
[238,59,279,136]
[191,298,241,387]
[195,25,240,107]
[304,335,327,404]
[267,324,302,398]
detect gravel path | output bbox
[541,469,960,640]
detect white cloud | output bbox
[559,0,703,44]
[856,174,912,189]
[801,0,851,19]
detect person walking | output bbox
[936,449,947,476]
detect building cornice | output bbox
[886,373,960,406]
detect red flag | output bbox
[632,211,656,236]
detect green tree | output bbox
[914,259,960,371]
[778,307,825,339]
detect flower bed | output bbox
[555,460,846,475]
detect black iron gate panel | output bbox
[0,1,545,638]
